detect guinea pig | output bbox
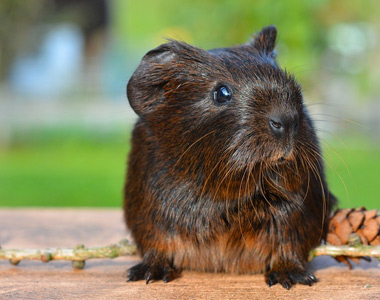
[124,25,336,289]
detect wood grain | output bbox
[0,209,379,300]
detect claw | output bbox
[126,261,177,284]
[265,267,317,289]
[145,273,151,284]
[282,281,291,290]
[265,270,278,288]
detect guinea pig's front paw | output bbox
[265,267,317,289]
[127,262,176,284]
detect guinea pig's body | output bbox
[124,26,336,289]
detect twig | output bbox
[310,244,380,259]
[0,239,379,269]
[0,239,137,269]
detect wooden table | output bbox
[0,209,379,300]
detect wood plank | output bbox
[0,209,379,300]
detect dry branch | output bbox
[0,239,137,269]
[0,238,379,269]
[310,244,380,259]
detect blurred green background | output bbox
[0,0,379,209]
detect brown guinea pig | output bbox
[124,25,336,289]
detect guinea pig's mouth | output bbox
[272,156,291,166]
[271,150,295,166]
[274,144,296,164]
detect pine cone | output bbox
[326,207,380,268]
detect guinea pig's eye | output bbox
[213,85,232,105]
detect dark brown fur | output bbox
[124,25,336,289]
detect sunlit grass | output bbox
[0,127,130,207]
[323,138,380,210]
[0,127,378,209]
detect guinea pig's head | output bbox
[127,25,320,198]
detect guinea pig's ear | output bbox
[252,25,277,57]
[127,43,177,116]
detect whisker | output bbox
[259,161,276,212]
[200,147,232,200]
[173,130,216,169]
[320,141,351,202]
[298,144,327,240]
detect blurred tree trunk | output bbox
[0,0,50,80]
[0,0,108,82]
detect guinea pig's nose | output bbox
[269,113,299,137]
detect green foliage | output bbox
[115,0,328,80]
[112,0,380,97]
